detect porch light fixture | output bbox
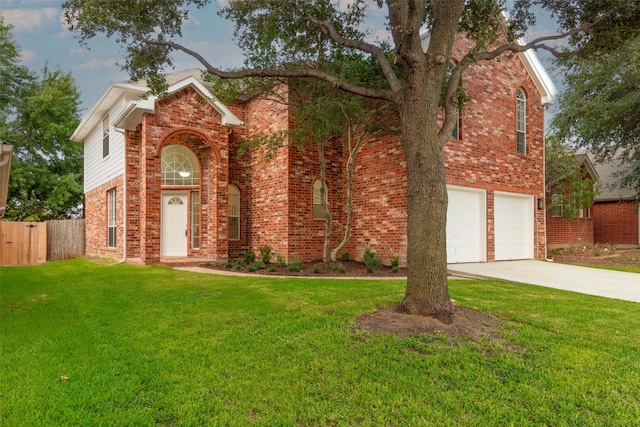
[179,171,191,178]
[537,198,545,210]
[0,140,14,218]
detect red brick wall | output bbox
[592,201,639,245]
[345,35,547,263]
[84,176,123,260]
[546,215,594,248]
[228,90,292,261]
[90,33,549,265]
[128,86,230,263]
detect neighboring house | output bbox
[546,153,599,249]
[591,155,640,247]
[71,33,556,265]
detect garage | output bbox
[494,192,534,260]
[446,186,486,263]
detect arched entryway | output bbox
[160,144,201,257]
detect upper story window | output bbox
[451,109,460,140]
[161,145,200,186]
[516,89,527,154]
[102,116,110,158]
[313,179,328,220]
[228,185,240,240]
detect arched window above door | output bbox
[162,144,200,186]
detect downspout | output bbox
[117,128,127,263]
[542,107,552,262]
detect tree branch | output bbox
[303,15,402,93]
[144,39,398,103]
[462,9,622,64]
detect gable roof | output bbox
[71,69,242,142]
[575,152,599,181]
[588,152,637,202]
[419,31,557,107]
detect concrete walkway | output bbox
[448,260,640,303]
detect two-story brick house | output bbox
[71,33,556,266]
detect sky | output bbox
[1,0,245,112]
[1,0,563,118]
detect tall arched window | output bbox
[228,185,240,240]
[516,89,527,154]
[313,179,328,220]
[161,144,200,186]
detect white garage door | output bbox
[447,187,486,263]
[494,192,534,261]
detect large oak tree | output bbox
[0,18,83,221]
[63,0,639,322]
[552,35,640,199]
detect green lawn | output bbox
[1,259,639,426]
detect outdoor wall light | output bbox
[537,198,545,210]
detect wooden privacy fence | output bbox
[0,219,85,265]
[47,219,85,262]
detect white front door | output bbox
[161,193,188,257]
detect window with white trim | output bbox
[102,116,110,158]
[107,188,116,247]
[551,193,563,218]
[161,145,200,186]
[228,185,240,240]
[516,89,527,154]
[313,179,328,220]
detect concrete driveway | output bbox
[448,260,640,303]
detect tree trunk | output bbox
[318,142,332,262]
[396,61,453,323]
[399,116,453,322]
[330,123,362,262]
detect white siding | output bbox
[83,99,127,193]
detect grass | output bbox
[1,258,639,426]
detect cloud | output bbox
[0,7,59,33]
[69,47,84,55]
[19,50,36,63]
[74,58,118,72]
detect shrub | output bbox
[255,260,266,269]
[339,252,350,262]
[330,262,345,274]
[233,258,244,270]
[362,248,381,273]
[288,259,303,272]
[313,266,322,274]
[243,250,256,265]
[276,254,287,267]
[259,245,272,264]
[224,261,233,269]
[268,266,277,272]
[247,264,258,272]
[390,255,400,273]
